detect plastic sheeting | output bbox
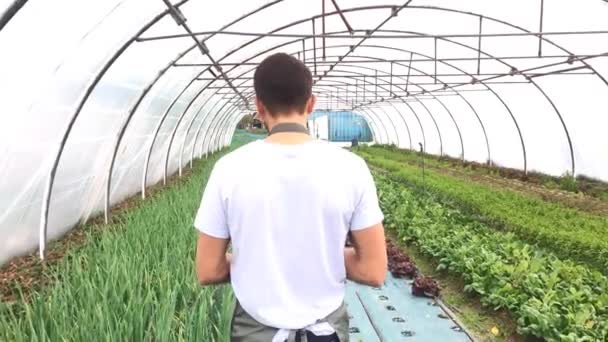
[0,0,607,265]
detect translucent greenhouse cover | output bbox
[0,0,607,266]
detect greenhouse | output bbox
[1,0,607,341]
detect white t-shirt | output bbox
[194,139,384,329]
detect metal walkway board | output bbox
[346,273,471,342]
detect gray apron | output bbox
[230,300,349,342]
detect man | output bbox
[194,53,387,342]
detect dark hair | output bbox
[254,53,313,116]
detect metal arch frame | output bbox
[198,100,238,158]
[184,92,230,166]
[313,71,427,150]
[314,45,491,162]
[104,59,223,222]
[0,0,28,31]
[26,1,606,260]
[153,4,498,183]
[38,1,191,260]
[405,5,608,89]
[314,63,459,158]
[159,0,596,176]
[309,83,396,145]
[182,49,427,154]
[199,106,239,157]
[140,1,285,198]
[42,0,286,255]
[203,55,451,158]
[200,103,246,156]
[382,5,583,174]
[228,79,405,149]
[316,86,413,149]
[231,81,393,145]
[207,87,384,150]
[147,4,409,192]
[165,4,474,167]
[375,104,413,149]
[190,101,236,163]
[184,34,502,164]
[286,33,521,168]
[204,86,388,150]
[254,40,506,163]
[304,84,392,144]
[339,54,478,160]
[157,4,425,185]
[179,94,225,172]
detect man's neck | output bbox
[265,113,312,145]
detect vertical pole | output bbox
[322,0,326,61]
[302,39,306,62]
[406,53,412,94]
[477,16,483,75]
[434,37,438,84]
[356,78,359,104]
[312,19,317,76]
[390,62,393,96]
[538,0,545,57]
[375,69,378,101]
[364,75,367,102]
[419,142,425,191]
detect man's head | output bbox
[253,53,316,123]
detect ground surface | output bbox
[5,137,604,341]
[347,274,471,342]
[357,146,608,341]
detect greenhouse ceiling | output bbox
[0,0,607,264]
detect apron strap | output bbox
[269,122,309,136]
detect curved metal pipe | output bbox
[376,105,412,149]
[39,2,189,260]
[0,0,28,31]
[311,84,397,145]
[178,95,221,174]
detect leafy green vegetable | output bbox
[373,171,608,341]
[357,149,608,272]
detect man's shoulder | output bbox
[315,142,367,168]
[215,141,262,169]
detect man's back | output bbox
[193,53,386,341]
[195,140,382,329]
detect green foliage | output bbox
[363,145,608,201]
[375,173,608,341]
[236,114,254,129]
[0,135,259,341]
[357,149,608,272]
[559,172,579,192]
[246,128,268,135]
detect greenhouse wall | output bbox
[0,0,607,268]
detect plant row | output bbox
[374,171,608,341]
[363,144,608,200]
[357,149,608,273]
[0,135,258,341]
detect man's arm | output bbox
[193,160,231,286]
[346,158,387,287]
[344,223,387,287]
[195,232,231,285]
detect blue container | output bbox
[310,111,373,142]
